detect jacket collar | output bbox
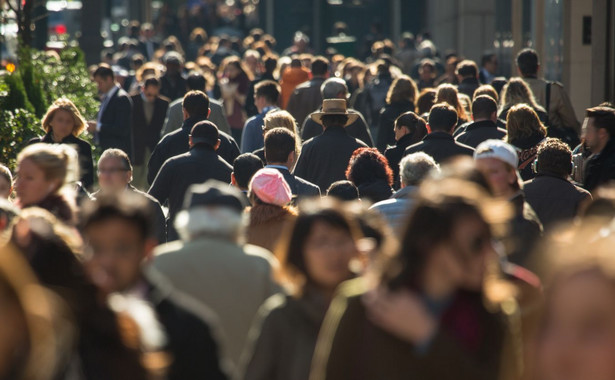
[396,133,416,148]
[424,131,454,141]
[466,120,497,131]
[181,116,206,133]
[42,131,78,144]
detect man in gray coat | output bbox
[147,180,279,372]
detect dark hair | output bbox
[182,90,210,118]
[428,102,458,132]
[254,80,280,104]
[472,95,498,120]
[263,55,278,74]
[516,48,539,76]
[455,60,478,78]
[586,106,615,139]
[320,114,348,128]
[536,138,573,177]
[416,88,436,115]
[142,76,160,88]
[99,148,133,171]
[481,53,497,67]
[232,153,264,189]
[473,84,499,102]
[93,63,114,80]
[311,56,330,76]
[346,147,394,187]
[395,111,428,145]
[82,192,154,241]
[264,128,296,164]
[327,180,359,201]
[277,200,357,294]
[186,72,207,91]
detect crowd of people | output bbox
[2,20,615,380]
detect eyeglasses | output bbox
[97,168,130,175]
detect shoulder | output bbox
[131,187,163,206]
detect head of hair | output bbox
[93,63,114,80]
[17,144,78,191]
[394,111,428,145]
[182,90,210,119]
[386,75,418,106]
[435,84,468,121]
[263,110,297,133]
[346,148,394,187]
[41,98,87,137]
[263,55,278,74]
[473,84,499,102]
[481,53,497,67]
[416,88,437,115]
[586,106,615,139]
[535,138,573,177]
[321,77,348,99]
[264,128,297,164]
[311,56,329,76]
[99,149,133,172]
[516,48,539,76]
[232,153,264,189]
[399,152,439,187]
[327,180,359,201]
[275,199,358,295]
[0,164,12,186]
[186,72,207,91]
[254,80,280,104]
[428,102,458,132]
[500,77,541,110]
[455,60,479,78]
[81,192,153,241]
[142,76,161,89]
[506,103,547,142]
[472,95,498,120]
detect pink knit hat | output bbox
[249,168,292,206]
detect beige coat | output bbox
[147,237,280,371]
[522,77,580,133]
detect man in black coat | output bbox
[523,138,591,229]
[147,91,239,184]
[301,78,374,147]
[131,76,170,190]
[160,52,187,102]
[81,192,227,380]
[582,106,615,192]
[294,99,368,192]
[88,64,133,157]
[456,95,507,148]
[148,121,233,241]
[264,128,320,200]
[404,103,475,163]
[456,60,481,98]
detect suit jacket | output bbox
[98,86,133,157]
[294,126,367,192]
[161,97,231,136]
[455,120,507,149]
[404,132,475,163]
[301,108,374,147]
[131,94,169,165]
[148,117,239,184]
[286,77,326,128]
[267,166,321,199]
[148,145,232,241]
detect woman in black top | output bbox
[376,75,418,152]
[384,112,428,189]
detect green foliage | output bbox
[18,46,48,118]
[0,108,41,171]
[0,71,35,113]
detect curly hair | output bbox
[41,98,87,137]
[345,147,394,187]
[506,103,547,142]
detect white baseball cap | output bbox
[473,140,518,168]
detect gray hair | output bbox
[321,77,348,99]
[174,206,248,243]
[400,152,440,187]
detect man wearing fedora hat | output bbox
[148,120,233,241]
[294,99,368,191]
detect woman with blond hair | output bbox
[29,98,94,189]
[435,84,469,126]
[506,104,548,180]
[499,78,548,124]
[252,110,301,163]
[376,75,418,152]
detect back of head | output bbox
[186,72,207,92]
[455,60,478,78]
[233,153,264,189]
[586,106,615,140]
[501,77,536,108]
[327,180,359,201]
[346,148,393,187]
[182,90,210,119]
[254,80,280,105]
[428,103,458,132]
[472,95,498,120]
[321,77,348,99]
[516,48,539,77]
[190,120,219,148]
[386,75,418,105]
[473,85,499,102]
[265,128,296,164]
[93,63,114,80]
[399,152,440,187]
[263,55,278,74]
[416,88,437,115]
[395,111,428,144]
[311,56,330,77]
[481,53,497,67]
[535,138,573,177]
[263,110,297,134]
[506,103,546,141]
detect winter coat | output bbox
[583,139,615,192]
[404,132,475,164]
[301,108,374,147]
[286,77,326,128]
[508,133,546,181]
[455,120,507,149]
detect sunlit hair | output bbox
[218,56,255,81]
[17,143,79,193]
[0,164,12,187]
[386,75,418,106]
[506,103,547,142]
[41,98,87,137]
[500,77,543,111]
[175,206,248,244]
[435,84,469,121]
[263,110,301,154]
[135,61,163,83]
[474,84,499,102]
[416,88,436,115]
